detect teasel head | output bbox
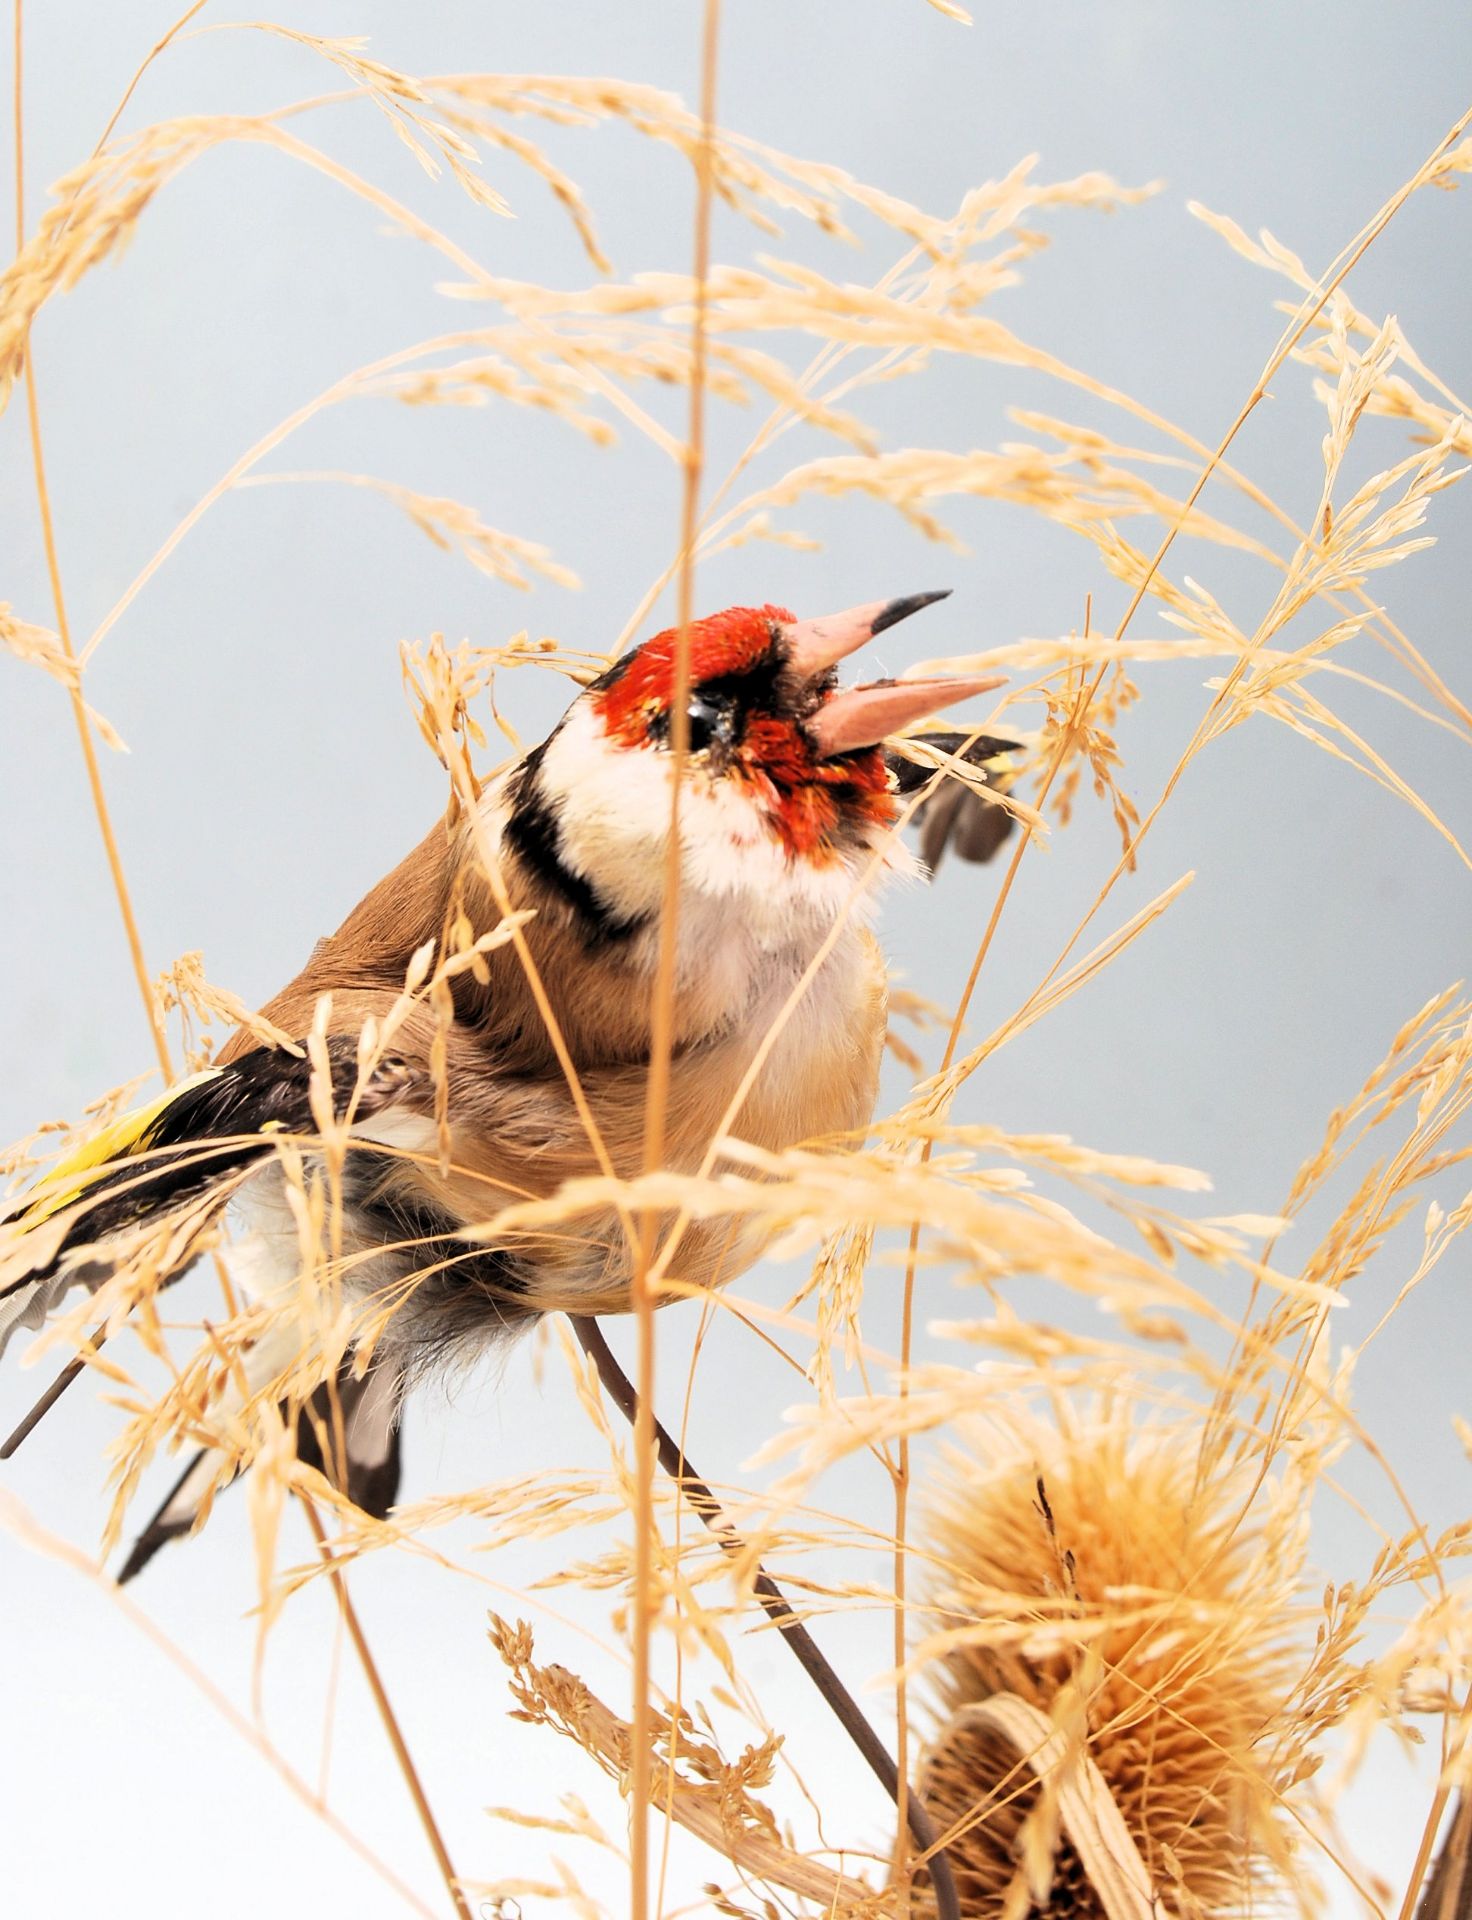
[910,1406,1312,1919]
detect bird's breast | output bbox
[703,925,887,1156]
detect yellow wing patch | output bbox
[19,1069,224,1229]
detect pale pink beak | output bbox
[781,591,1005,759]
[807,671,1007,758]
[783,590,951,680]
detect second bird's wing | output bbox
[885,731,1021,871]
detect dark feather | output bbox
[115,1449,210,1584]
[886,732,1020,871]
[118,1354,406,1584]
[0,1040,417,1457]
[2,1039,412,1303]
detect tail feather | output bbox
[116,1445,216,1584]
[297,1355,405,1520]
[118,1351,408,1584]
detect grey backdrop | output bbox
[2,4,1470,1914]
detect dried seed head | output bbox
[913,1409,1308,1918]
[922,1708,1105,1920]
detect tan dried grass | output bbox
[3,12,1471,1920]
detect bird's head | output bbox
[503,591,1003,944]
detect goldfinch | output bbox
[0,590,1012,1576]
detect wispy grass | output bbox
[3,7,1471,1917]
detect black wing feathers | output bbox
[887,732,1020,870]
[5,1040,408,1297]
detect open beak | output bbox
[782,591,1005,760]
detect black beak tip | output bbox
[871,589,952,637]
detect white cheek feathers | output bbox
[535,702,678,919]
[537,701,916,942]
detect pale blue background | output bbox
[2,4,1470,1914]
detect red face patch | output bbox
[737,715,895,861]
[594,605,796,742]
[592,603,898,864]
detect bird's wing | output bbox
[1,1042,416,1348]
[885,731,1021,871]
[1,1066,246,1364]
[2,1040,419,1575]
[0,1039,417,1477]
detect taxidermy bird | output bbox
[0,591,1014,1578]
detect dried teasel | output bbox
[910,1407,1311,1919]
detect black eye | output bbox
[684,693,732,753]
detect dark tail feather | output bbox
[296,1356,406,1521]
[118,1353,407,1584]
[117,1446,211,1583]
